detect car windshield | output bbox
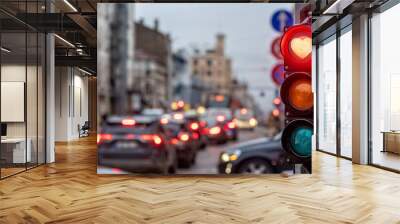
[206,109,232,121]
[234,109,253,120]
[202,116,218,126]
[164,122,186,136]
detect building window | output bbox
[339,28,352,158]
[207,71,212,76]
[370,4,400,171]
[207,59,212,66]
[317,35,337,155]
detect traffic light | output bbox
[279,24,313,172]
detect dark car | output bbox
[98,115,177,174]
[205,108,238,142]
[218,133,291,174]
[202,115,237,144]
[162,118,199,168]
[184,112,208,149]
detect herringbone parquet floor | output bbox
[1,136,400,224]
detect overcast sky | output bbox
[134,3,294,114]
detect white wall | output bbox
[54,67,89,141]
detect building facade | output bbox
[191,34,232,98]
[131,20,172,110]
[97,3,135,119]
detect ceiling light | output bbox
[1,47,11,53]
[63,0,78,12]
[54,34,75,48]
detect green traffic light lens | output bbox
[290,127,312,157]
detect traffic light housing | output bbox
[280,24,313,172]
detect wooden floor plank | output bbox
[0,136,399,223]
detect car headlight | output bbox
[221,150,241,162]
[221,153,230,162]
[249,118,258,126]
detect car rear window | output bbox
[103,117,160,134]
[202,116,218,126]
[103,124,159,135]
[164,123,185,136]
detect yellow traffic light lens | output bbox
[288,78,313,111]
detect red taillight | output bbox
[97,133,113,144]
[190,122,199,131]
[209,126,221,135]
[125,134,135,140]
[160,118,169,125]
[192,132,199,140]
[153,135,163,145]
[122,119,136,126]
[178,132,190,142]
[227,121,236,129]
[199,121,207,128]
[141,134,164,147]
[171,138,179,145]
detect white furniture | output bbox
[1,138,31,163]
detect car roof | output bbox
[107,115,158,124]
[142,108,164,115]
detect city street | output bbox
[178,127,268,174]
[97,127,270,175]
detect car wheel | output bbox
[218,139,228,144]
[178,158,192,168]
[191,153,196,165]
[168,164,176,174]
[200,142,207,150]
[168,157,178,174]
[238,159,273,174]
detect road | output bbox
[177,127,268,174]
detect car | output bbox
[204,108,238,142]
[142,108,164,118]
[234,108,258,130]
[184,111,208,149]
[161,114,199,168]
[201,116,228,144]
[217,133,291,174]
[97,115,177,174]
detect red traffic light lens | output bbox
[280,24,311,72]
[280,72,313,114]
